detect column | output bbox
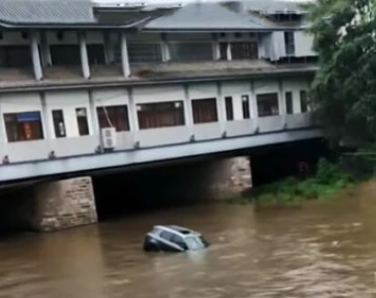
[184,84,194,139]
[278,79,286,128]
[40,31,52,67]
[103,31,115,64]
[120,32,130,77]
[79,31,90,79]
[31,31,43,81]
[216,82,226,135]
[161,33,170,62]
[250,80,258,129]
[226,42,232,61]
[127,87,140,148]
[0,94,5,159]
[88,90,99,136]
[212,33,220,60]
[33,177,98,232]
[127,87,139,132]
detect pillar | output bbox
[176,157,252,200]
[120,32,130,77]
[161,33,170,62]
[184,84,194,137]
[103,31,115,64]
[204,157,252,199]
[216,82,226,133]
[226,42,232,61]
[212,33,220,60]
[31,31,43,80]
[40,31,52,67]
[79,32,90,79]
[33,176,98,232]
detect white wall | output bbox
[254,80,279,95]
[282,79,310,113]
[133,85,185,104]
[188,83,217,99]
[221,81,251,120]
[46,31,78,45]
[45,90,92,137]
[0,31,31,45]
[294,31,316,57]
[92,88,129,107]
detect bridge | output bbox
[0,0,321,232]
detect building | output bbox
[0,0,319,183]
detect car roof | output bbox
[154,225,201,237]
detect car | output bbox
[143,225,210,252]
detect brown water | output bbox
[1,184,376,298]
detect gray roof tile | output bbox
[144,2,275,31]
[0,0,96,25]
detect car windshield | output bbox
[184,235,207,251]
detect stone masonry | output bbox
[203,156,252,200]
[33,176,98,232]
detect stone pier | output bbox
[203,156,252,199]
[0,176,98,232]
[33,176,98,232]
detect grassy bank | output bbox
[243,158,356,206]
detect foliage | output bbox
[249,158,354,205]
[305,0,376,147]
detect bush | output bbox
[248,158,355,205]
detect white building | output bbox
[0,0,319,182]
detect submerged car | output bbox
[143,225,210,252]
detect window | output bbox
[169,42,213,62]
[0,46,32,67]
[242,95,250,119]
[137,101,185,130]
[219,43,228,60]
[192,98,218,124]
[87,45,105,65]
[235,32,242,38]
[4,111,44,142]
[50,45,80,65]
[76,108,90,136]
[0,32,3,40]
[96,105,130,132]
[285,92,293,114]
[284,32,295,56]
[256,93,279,117]
[300,90,308,113]
[127,43,162,64]
[160,231,174,241]
[231,42,259,60]
[225,96,234,121]
[52,110,66,138]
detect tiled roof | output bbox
[0,0,96,25]
[144,2,276,31]
[0,0,150,27]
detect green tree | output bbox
[306,0,376,147]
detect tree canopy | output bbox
[306,0,376,148]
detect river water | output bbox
[1,183,376,298]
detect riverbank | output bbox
[238,158,357,206]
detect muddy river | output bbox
[1,183,376,298]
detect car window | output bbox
[185,236,206,250]
[171,234,188,249]
[160,231,174,241]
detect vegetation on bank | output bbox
[240,158,357,206]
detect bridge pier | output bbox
[32,177,98,232]
[202,156,252,199]
[1,176,98,232]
